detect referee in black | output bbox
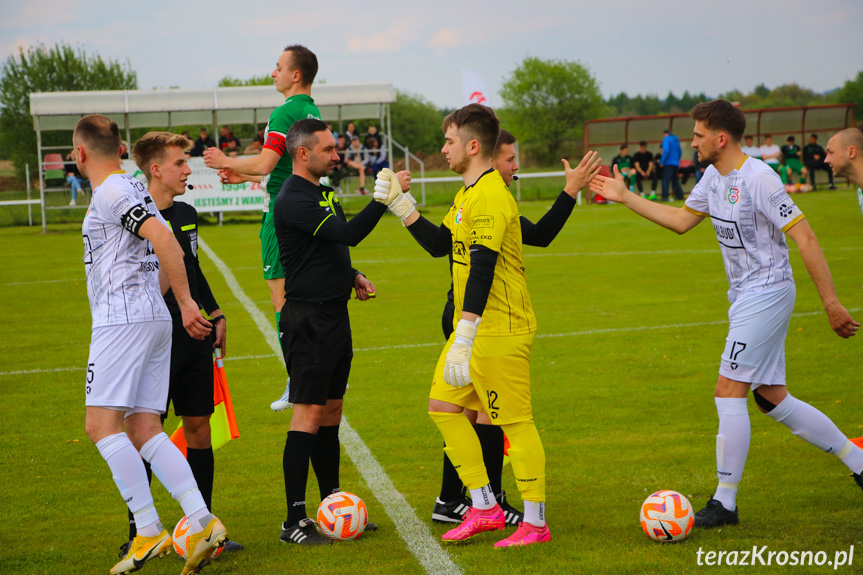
[274,119,385,545]
[123,131,242,554]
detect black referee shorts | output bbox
[279,303,352,406]
[166,321,215,417]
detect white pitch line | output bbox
[0,353,278,378]
[8,246,863,287]
[196,237,461,575]
[4,307,858,378]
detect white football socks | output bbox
[469,484,496,510]
[523,501,546,527]
[140,432,209,530]
[713,398,750,511]
[96,433,161,534]
[767,394,863,474]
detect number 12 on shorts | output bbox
[486,390,499,420]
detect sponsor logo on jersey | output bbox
[111,196,133,217]
[455,205,464,225]
[727,186,740,204]
[779,203,793,218]
[710,216,744,249]
[471,215,494,228]
[138,261,160,273]
[769,189,791,207]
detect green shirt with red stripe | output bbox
[261,94,321,200]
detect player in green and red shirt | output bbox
[205,45,320,409]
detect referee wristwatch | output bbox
[210,315,226,324]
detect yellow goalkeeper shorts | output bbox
[430,331,535,425]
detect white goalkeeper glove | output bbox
[373,168,415,222]
[443,318,480,387]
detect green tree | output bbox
[218,74,272,87]
[835,70,863,119]
[388,90,445,156]
[0,42,137,182]
[499,57,605,164]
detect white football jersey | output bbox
[685,157,805,302]
[857,187,862,218]
[82,172,171,327]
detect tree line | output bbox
[1,42,861,181]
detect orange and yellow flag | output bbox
[170,350,239,456]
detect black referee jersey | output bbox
[160,201,220,318]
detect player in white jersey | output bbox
[76,115,227,574]
[589,99,863,529]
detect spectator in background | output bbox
[218,126,241,150]
[67,171,84,206]
[119,141,129,160]
[365,125,383,148]
[181,130,191,139]
[693,149,707,184]
[364,135,388,176]
[344,122,358,142]
[632,140,657,199]
[611,144,634,189]
[741,134,761,159]
[781,135,808,186]
[330,134,350,190]
[759,134,782,172]
[191,129,216,157]
[803,134,836,190]
[660,129,684,201]
[344,135,367,193]
[224,139,242,158]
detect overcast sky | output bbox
[2,0,861,109]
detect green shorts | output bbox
[784,158,804,174]
[260,197,283,280]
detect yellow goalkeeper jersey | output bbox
[443,169,536,336]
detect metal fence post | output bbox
[26,164,32,226]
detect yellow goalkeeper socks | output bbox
[429,411,489,491]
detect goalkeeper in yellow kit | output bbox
[374,104,551,547]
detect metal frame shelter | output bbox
[584,103,857,164]
[29,83,396,230]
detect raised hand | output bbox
[562,151,602,198]
[588,164,630,203]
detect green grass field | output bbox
[3,187,863,575]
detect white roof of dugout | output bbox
[30,83,396,131]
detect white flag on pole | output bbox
[462,68,492,108]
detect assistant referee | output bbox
[273,118,385,546]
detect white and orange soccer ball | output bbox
[316,491,368,541]
[172,516,224,560]
[639,490,694,542]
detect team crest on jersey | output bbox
[727,186,740,204]
[455,205,464,225]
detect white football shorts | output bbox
[718,281,795,388]
[85,320,172,412]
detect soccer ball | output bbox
[639,490,694,542]
[172,516,224,560]
[316,492,368,541]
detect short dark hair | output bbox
[810,133,818,140]
[764,134,773,139]
[286,118,328,158]
[74,114,121,158]
[744,134,753,140]
[284,44,318,86]
[442,104,500,159]
[620,144,628,151]
[690,99,746,142]
[639,140,647,146]
[786,135,795,142]
[493,129,517,158]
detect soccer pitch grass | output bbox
[3,189,863,575]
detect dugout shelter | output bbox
[28,83,396,230]
[584,104,857,168]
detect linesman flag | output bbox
[170,349,240,456]
[461,68,493,108]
